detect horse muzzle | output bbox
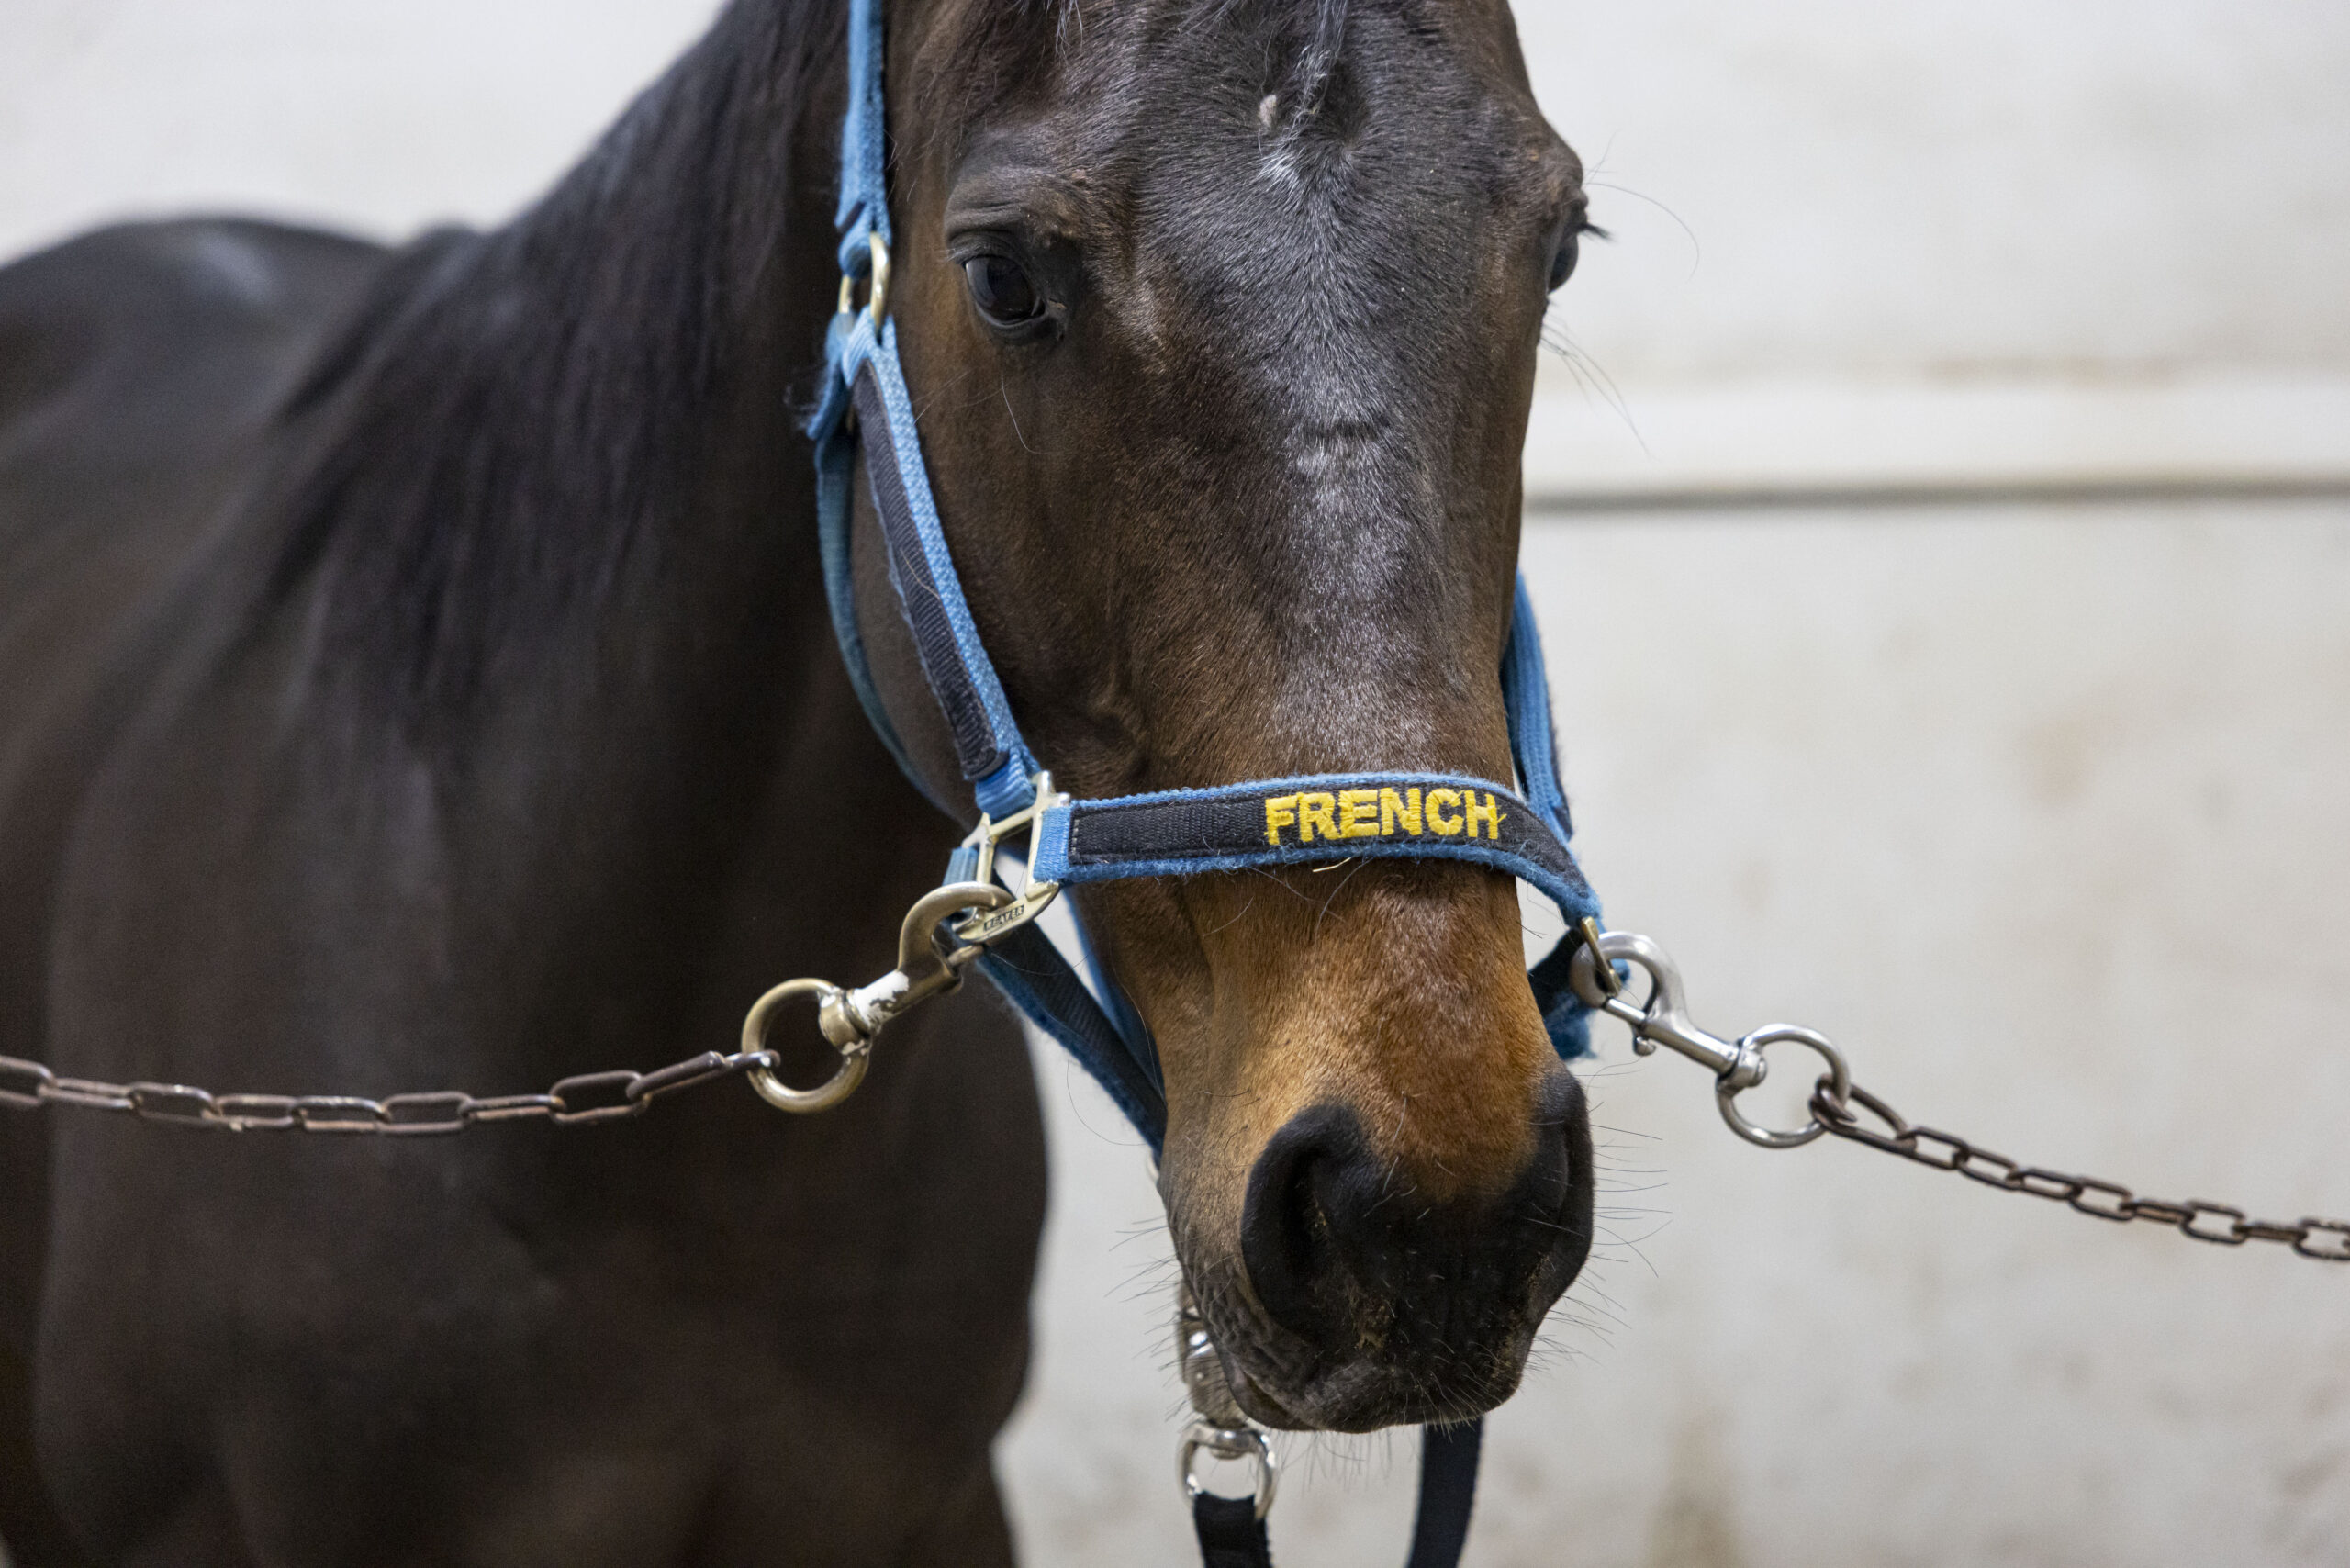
[1188,1067,1595,1434]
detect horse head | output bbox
[863,0,1594,1435]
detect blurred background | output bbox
[4,2,2345,1563]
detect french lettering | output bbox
[1297,792,1339,843]
[1464,791,1504,840]
[1379,787,1423,836]
[1337,789,1381,838]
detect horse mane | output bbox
[253,0,847,729]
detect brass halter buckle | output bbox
[947,777,1065,948]
[742,773,1065,1114]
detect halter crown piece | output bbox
[804,2,1603,1562]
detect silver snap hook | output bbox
[1572,926,1852,1148]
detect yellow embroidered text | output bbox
[1264,787,1505,846]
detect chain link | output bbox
[1567,923,2347,1266]
[0,1048,775,1135]
[1808,1079,2350,1262]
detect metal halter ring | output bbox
[836,234,892,324]
[742,979,870,1114]
[1180,1421,1278,1521]
[1716,1024,1852,1149]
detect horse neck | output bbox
[263,0,832,705]
[245,0,947,991]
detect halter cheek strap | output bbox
[807,2,1601,1562]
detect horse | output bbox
[0,0,1598,1560]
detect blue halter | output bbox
[805,2,1600,1561]
[807,185,1603,1151]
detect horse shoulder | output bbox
[0,215,388,1029]
[0,221,393,1545]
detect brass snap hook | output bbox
[740,773,1065,1118]
[739,879,1020,1117]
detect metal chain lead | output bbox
[1806,1079,2350,1261]
[0,1047,776,1134]
[0,774,1075,1136]
[1568,920,2350,1265]
[11,896,2340,1268]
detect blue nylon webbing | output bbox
[812,304,946,812]
[834,0,890,276]
[1072,913,1156,1068]
[1504,575,1572,840]
[840,328,1040,818]
[945,842,1167,1145]
[977,931,1168,1148]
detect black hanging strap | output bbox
[1404,1420,1483,1568]
[1192,1418,1483,1568]
[1193,1494,1276,1568]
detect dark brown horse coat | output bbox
[0,0,1595,1562]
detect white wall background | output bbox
[1521,0,2350,499]
[1528,0,2350,380]
[4,3,2346,1565]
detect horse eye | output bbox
[963,254,1044,326]
[1549,230,1581,292]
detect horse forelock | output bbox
[927,0,1357,136]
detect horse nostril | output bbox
[1530,1063,1593,1247]
[1239,1103,1371,1343]
[1237,1076,1593,1355]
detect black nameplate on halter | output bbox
[1053,776,1591,901]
